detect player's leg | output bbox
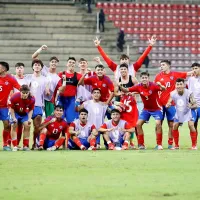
[32,115,42,149]
[122,132,131,150]
[10,121,18,151]
[71,135,86,150]
[102,132,115,150]
[22,120,31,151]
[17,122,23,147]
[172,122,180,149]
[194,107,200,140]
[87,134,97,150]
[38,128,47,150]
[188,120,198,150]
[47,136,65,151]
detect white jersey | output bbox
[115,63,135,80]
[73,119,95,139]
[13,75,29,93]
[83,100,107,129]
[187,76,200,107]
[26,74,48,107]
[42,65,60,101]
[104,119,127,143]
[171,89,194,123]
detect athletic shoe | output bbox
[88,146,96,151]
[80,145,86,150]
[38,146,44,151]
[189,146,198,150]
[129,143,137,150]
[96,144,101,149]
[155,145,163,150]
[108,143,115,150]
[47,146,57,151]
[23,146,30,151]
[12,146,18,152]
[122,144,128,150]
[174,146,180,150]
[138,145,146,150]
[168,145,175,150]
[3,146,12,151]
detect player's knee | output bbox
[173,123,179,130]
[3,121,10,130]
[188,123,195,131]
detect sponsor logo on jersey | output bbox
[149,90,152,94]
[59,126,63,129]
[170,76,174,80]
[5,81,8,85]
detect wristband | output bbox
[75,101,81,107]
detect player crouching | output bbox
[68,108,98,150]
[99,109,134,150]
[166,78,198,150]
[9,85,35,151]
[38,105,68,151]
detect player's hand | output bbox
[50,117,56,123]
[107,127,115,132]
[40,45,48,51]
[93,36,101,47]
[28,119,32,125]
[148,35,157,46]
[187,71,194,76]
[93,57,101,64]
[166,103,171,108]
[84,68,91,76]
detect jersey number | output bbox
[0,86,2,91]
[166,82,171,88]
[53,128,58,134]
[123,100,132,112]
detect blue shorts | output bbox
[162,106,176,121]
[196,107,200,122]
[0,108,9,121]
[32,106,43,119]
[139,109,163,122]
[68,138,90,150]
[9,112,28,124]
[104,136,124,150]
[57,96,78,123]
[43,139,56,149]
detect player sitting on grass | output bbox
[9,85,35,151]
[38,105,68,151]
[68,108,98,150]
[166,78,197,150]
[120,72,166,150]
[99,109,134,150]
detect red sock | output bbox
[73,137,82,148]
[156,133,162,145]
[12,138,17,147]
[23,138,29,147]
[55,137,65,148]
[190,131,197,146]
[39,133,46,146]
[3,130,10,146]
[138,134,144,146]
[17,124,23,145]
[89,138,96,147]
[168,137,173,145]
[173,130,179,147]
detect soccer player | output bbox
[0,61,20,150]
[9,85,35,151]
[154,60,194,149]
[187,63,200,132]
[38,105,68,151]
[99,109,134,150]
[58,57,82,123]
[166,78,197,150]
[68,108,98,150]
[120,72,165,150]
[32,45,61,117]
[26,59,50,149]
[93,35,157,80]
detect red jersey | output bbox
[154,71,187,106]
[58,71,82,97]
[9,92,35,115]
[43,116,68,140]
[120,95,138,127]
[128,82,161,111]
[84,75,114,102]
[0,74,20,108]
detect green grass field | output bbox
[0,120,199,200]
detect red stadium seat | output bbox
[115,3,122,8]
[109,2,116,8]
[96,2,102,8]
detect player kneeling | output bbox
[38,105,68,151]
[166,78,197,150]
[99,109,134,150]
[9,85,35,151]
[68,108,98,150]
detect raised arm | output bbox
[94,37,117,71]
[32,45,48,59]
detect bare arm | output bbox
[189,93,197,109]
[105,92,114,105]
[32,45,48,59]
[156,82,166,91]
[68,126,79,135]
[27,110,33,125]
[10,108,17,123]
[38,118,56,131]
[91,128,98,136]
[166,96,173,108]
[98,127,115,133]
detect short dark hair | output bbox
[111,109,120,115]
[119,63,128,69]
[79,108,88,114]
[79,58,87,63]
[176,78,184,83]
[20,84,30,92]
[50,56,59,62]
[32,59,44,68]
[0,61,9,71]
[15,62,25,68]
[54,105,64,110]
[92,88,101,94]
[140,72,149,77]
[95,64,104,69]
[120,54,129,60]
[191,62,200,68]
[67,57,76,62]
[160,60,171,66]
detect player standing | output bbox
[0,61,20,150]
[154,60,194,149]
[9,85,35,151]
[166,78,197,149]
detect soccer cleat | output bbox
[23,146,30,151]
[129,142,137,150]
[96,144,101,149]
[47,146,57,151]
[168,145,175,150]
[122,144,128,150]
[12,146,18,152]
[38,146,44,151]
[80,145,86,150]
[189,146,198,150]
[174,146,180,150]
[108,143,115,150]
[138,145,146,150]
[3,146,12,151]
[155,145,163,150]
[88,146,96,151]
